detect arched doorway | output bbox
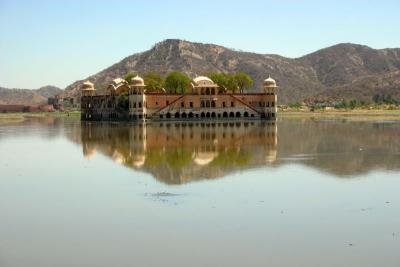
[181,112,187,119]
[201,112,206,118]
[235,112,241,118]
[189,112,194,118]
[175,112,180,119]
[223,112,228,118]
[206,112,211,118]
[229,112,234,118]
[211,112,216,118]
[244,112,249,117]
[166,112,171,119]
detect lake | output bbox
[0,116,399,267]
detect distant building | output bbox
[81,75,278,121]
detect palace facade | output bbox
[81,75,278,121]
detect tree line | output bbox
[123,71,253,94]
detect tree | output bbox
[124,72,137,83]
[116,92,129,111]
[143,72,165,92]
[164,71,191,93]
[349,99,361,109]
[207,72,228,91]
[206,72,253,93]
[234,72,253,93]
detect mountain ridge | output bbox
[0,86,62,105]
[58,40,400,104]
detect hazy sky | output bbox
[1,0,399,89]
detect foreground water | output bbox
[0,117,399,267]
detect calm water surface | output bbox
[0,117,399,267]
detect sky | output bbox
[0,0,399,89]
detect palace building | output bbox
[81,75,278,121]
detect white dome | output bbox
[193,152,218,165]
[82,81,95,90]
[130,75,145,86]
[112,151,125,164]
[264,76,277,87]
[193,76,213,84]
[132,155,146,167]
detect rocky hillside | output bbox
[0,86,62,105]
[62,39,400,104]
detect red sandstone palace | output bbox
[81,75,278,121]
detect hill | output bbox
[0,86,62,105]
[60,40,400,104]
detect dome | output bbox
[132,155,146,167]
[193,76,213,84]
[194,152,218,165]
[263,76,277,88]
[82,81,95,90]
[192,76,218,88]
[112,151,125,164]
[130,75,145,86]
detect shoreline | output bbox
[278,109,400,121]
[0,111,80,123]
[1,110,400,124]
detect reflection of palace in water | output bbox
[81,121,278,184]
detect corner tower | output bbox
[129,75,147,120]
[81,81,96,120]
[263,76,278,119]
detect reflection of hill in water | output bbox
[80,121,278,184]
[277,119,400,176]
